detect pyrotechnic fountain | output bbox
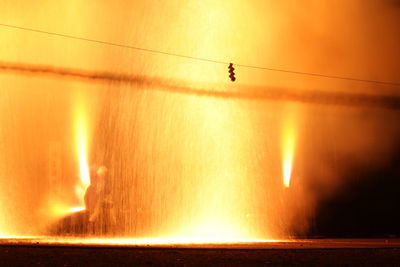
[1,0,399,248]
[0,77,304,243]
[73,92,91,211]
[281,105,298,188]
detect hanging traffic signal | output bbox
[228,63,236,82]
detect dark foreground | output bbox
[1,239,399,266]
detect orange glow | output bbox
[0,236,278,246]
[73,94,91,210]
[151,96,258,240]
[177,220,252,242]
[149,1,262,241]
[1,0,400,244]
[0,200,9,235]
[48,237,275,245]
[48,201,85,218]
[282,110,296,188]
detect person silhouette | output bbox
[84,165,116,235]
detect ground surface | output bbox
[1,238,399,266]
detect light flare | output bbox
[178,217,250,241]
[73,95,91,209]
[282,114,296,188]
[48,201,86,218]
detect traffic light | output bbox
[228,63,236,82]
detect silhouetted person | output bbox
[84,165,116,235]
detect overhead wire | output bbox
[1,22,400,87]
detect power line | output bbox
[1,22,400,87]
[1,61,399,110]
[0,23,226,65]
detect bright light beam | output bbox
[74,94,91,209]
[282,113,296,188]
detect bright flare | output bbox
[74,95,91,209]
[49,202,86,218]
[282,115,296,188]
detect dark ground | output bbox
[1,239,399,267]
[306,146,400,238]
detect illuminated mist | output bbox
[0,0,399,243]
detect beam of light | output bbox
[73,94,91,210]
[282,112,296,188]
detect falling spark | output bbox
[161,97,257,241]
[151,0,262,241]
[282,113,296,188]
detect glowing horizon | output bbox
[0,235,280,245]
